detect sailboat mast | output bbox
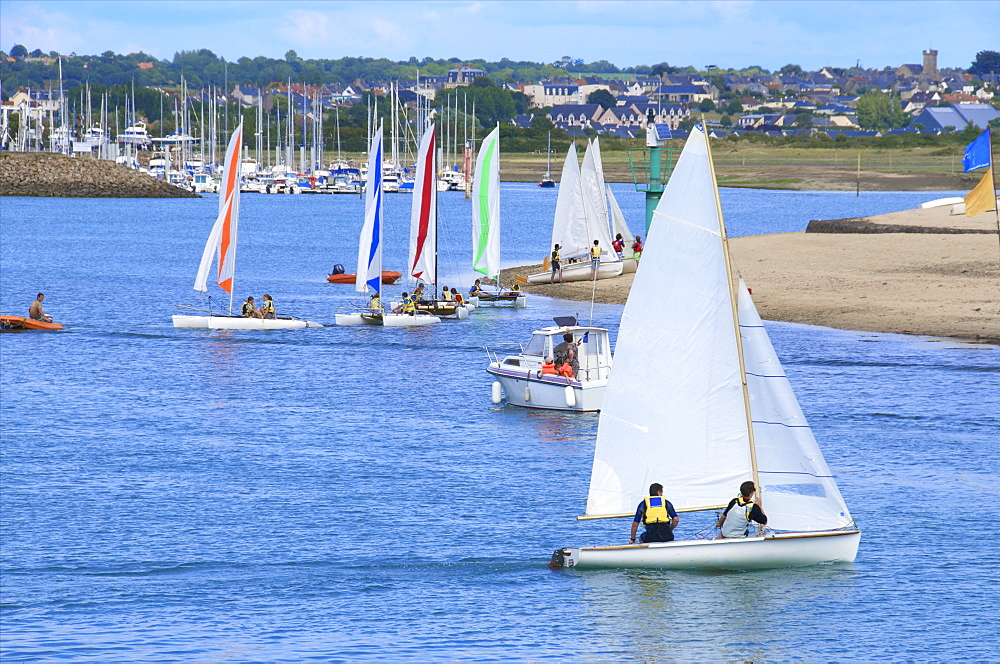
[703,118,762,496]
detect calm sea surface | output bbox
[1,185,997,660]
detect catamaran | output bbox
[172,121,322,330]
[404,123,469,320]
[550,125,860,570]
[335,123,440,327]
[470,125,526,307]
[527,139,623,284]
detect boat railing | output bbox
[484,343,525,365]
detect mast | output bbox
[704,117,762,499]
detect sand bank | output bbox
[506,204,1000,344]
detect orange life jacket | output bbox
[541,362,558,375]
[558,363,574,377]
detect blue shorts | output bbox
[591,257,600,270]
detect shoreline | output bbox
[504,204,1000,345]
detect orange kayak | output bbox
[0,315,65,331]
[328,271,402,285]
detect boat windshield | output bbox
[523,333,550,358]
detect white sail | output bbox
[579,138,616,256]
[356,124,384,294]
[408,125,437,284]
[737,282,855,532]
[551,143,589,259]
[586,125,751,517]
[607,185,634,245]
[472,125,500,280]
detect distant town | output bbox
[2,46,998,163]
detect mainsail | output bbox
[194,120,243,295]
[579,138,617,256]
[586,125,751,517]
[472,125,500,280]
[356,123,384,294]
[408,124,436,284]
[551,143,589,259]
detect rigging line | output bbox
[653,211,724,237]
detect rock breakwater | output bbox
[0,152,199,198]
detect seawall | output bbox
[0,152,199,198]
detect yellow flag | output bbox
[964,167,996,217]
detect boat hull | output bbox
[0,315,64,331]
[552,530,861,571]
[487,365,607,411]
[335,311,440,327]
[475,293,527,308]
[527,261,623,284]
[621,257,638,274]
[327,271,401,285]
[172,315,322,329]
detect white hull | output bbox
[172,315,322,330]
[334,311,440,327]
[553,530,860,570]
[621,257,638,274]
[527,261,623,284]
[476,294,527,308]
[488,366,606,411]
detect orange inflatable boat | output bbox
[0,315,65,331]
[327,271,402,285]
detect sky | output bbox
[1,0,996,72]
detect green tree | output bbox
[725,100,743,115]
[779,64,804,76]
[10,44,28,58]
[719,115,732,127]
[586,89,616,111]
[697,98,716,112]
[856,91,905,131]
[969,50,1000,76]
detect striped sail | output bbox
[408,125,436,284]
[356,124,384,294]
[472,125,500,280]
[194,120,242,294]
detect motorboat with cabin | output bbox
[486,316,612,411]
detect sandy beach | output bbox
[505,203,1000,344]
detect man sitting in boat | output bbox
[393,292,416,315]
[29,293,53,323]
[241,296,262,318]
[630,483,679,544]
[369,293,382,312]
[260,294,275,319]
[469,279,482,297]
[504,281,521,296]
[716,481,768,538]
[451,288,464,305]
[441,287,453,302]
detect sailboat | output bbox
[606,185,638,274]
[335,123,440,328]
[406,123,468,320]
[172,121,322,330]
[550,125,860,570]
[471,125,526,307]
[527,139,623,284]
[538,132,555,187]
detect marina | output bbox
[1,184,997,659]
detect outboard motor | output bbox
[331,264,346,275]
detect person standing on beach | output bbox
[29,293,53,322]
[590,240,602,280]
[550,244,563,283]
[632,237,643,261]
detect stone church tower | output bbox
[923,49,938,77]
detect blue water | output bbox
[1,187,998,660]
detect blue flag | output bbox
[963,129,991,173]
[582,331,589,343]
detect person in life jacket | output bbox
[550,243,563,284]
[612,233,625,259]
[260,294,275,319]
[557,360,574,379]
[630,483,679,543]
[631,236,644,261]
[716,480,768,538]
[452,288,464,305]
[369,293,382,312]
[242,296,262,318]
[469,279,482,297]
[539,357,558,376]
[441,287,453,302]
[589,240,602,281]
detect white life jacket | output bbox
[721,496,755,538]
